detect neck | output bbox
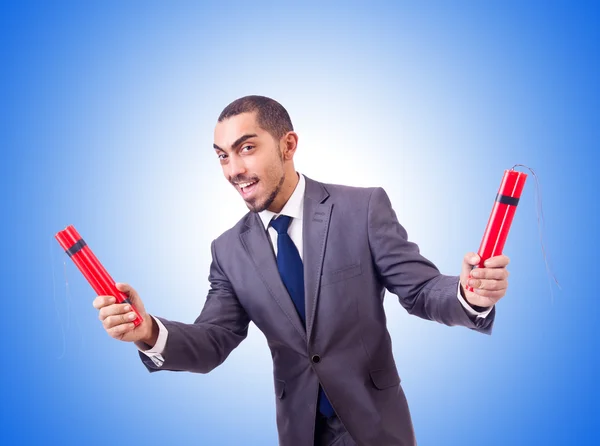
[267,170,299,213]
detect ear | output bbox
[282,131,299,160]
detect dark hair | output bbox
[218,95,294,140]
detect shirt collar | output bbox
[258,172,305,230]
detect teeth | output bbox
[239,181,257,189]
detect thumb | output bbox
[115,282,139,303]
[462,252,480,279]
[115,282,147,318]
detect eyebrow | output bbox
[213,133,258,151]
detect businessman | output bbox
[93,96,509,446]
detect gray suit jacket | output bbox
[139,176,495,445]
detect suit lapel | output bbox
[240,213,307,343]
[302,177,332,342]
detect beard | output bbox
[245,171,285,213]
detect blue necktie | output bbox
[270,215,335,418]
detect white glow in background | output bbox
[1,2,598,445]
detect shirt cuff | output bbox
[456,282,493,318]
[137,315,168,367]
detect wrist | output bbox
[460,283,492,312]
[140,315,159,347]
[468,302,492,312]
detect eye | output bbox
[217,153,227,161]
[241,145,254,153]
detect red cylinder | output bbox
[467,169,527,292]
[55,225,143,327]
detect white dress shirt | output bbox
[139,172,491,364]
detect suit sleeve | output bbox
[366,187,495,334]
[139,239,251,373]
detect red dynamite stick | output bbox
[55,226,105,293]
[467,169,527,292]
[54,226,119,303]
[55,225,143,327]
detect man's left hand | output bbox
[460,252,510,309]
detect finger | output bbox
[103,311,139,330]
[467,278,508,291]
[98,303,132,322]
[470,268,509,280]
[107,322,136,338]
[483,255,510,268]
[93,295,116,309]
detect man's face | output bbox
[213,112,286,213]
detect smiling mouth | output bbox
[236,179,259,198]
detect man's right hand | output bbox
[92,282,158,347]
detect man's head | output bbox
[213,95,299,213]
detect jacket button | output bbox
[311,355,321,363]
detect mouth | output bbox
[235,179,259,199]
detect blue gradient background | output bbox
[1,1,598,445]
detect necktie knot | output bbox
[270,215,292,235]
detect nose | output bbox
[226,154,247,181]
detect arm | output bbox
[367,187,494,334]
[139,239,251,373]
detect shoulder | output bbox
[325,182,375,197]
[211,211,255,255]
[308,176,387,206]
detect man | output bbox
[93,96,509,446]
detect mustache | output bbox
[230,175,259,185]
